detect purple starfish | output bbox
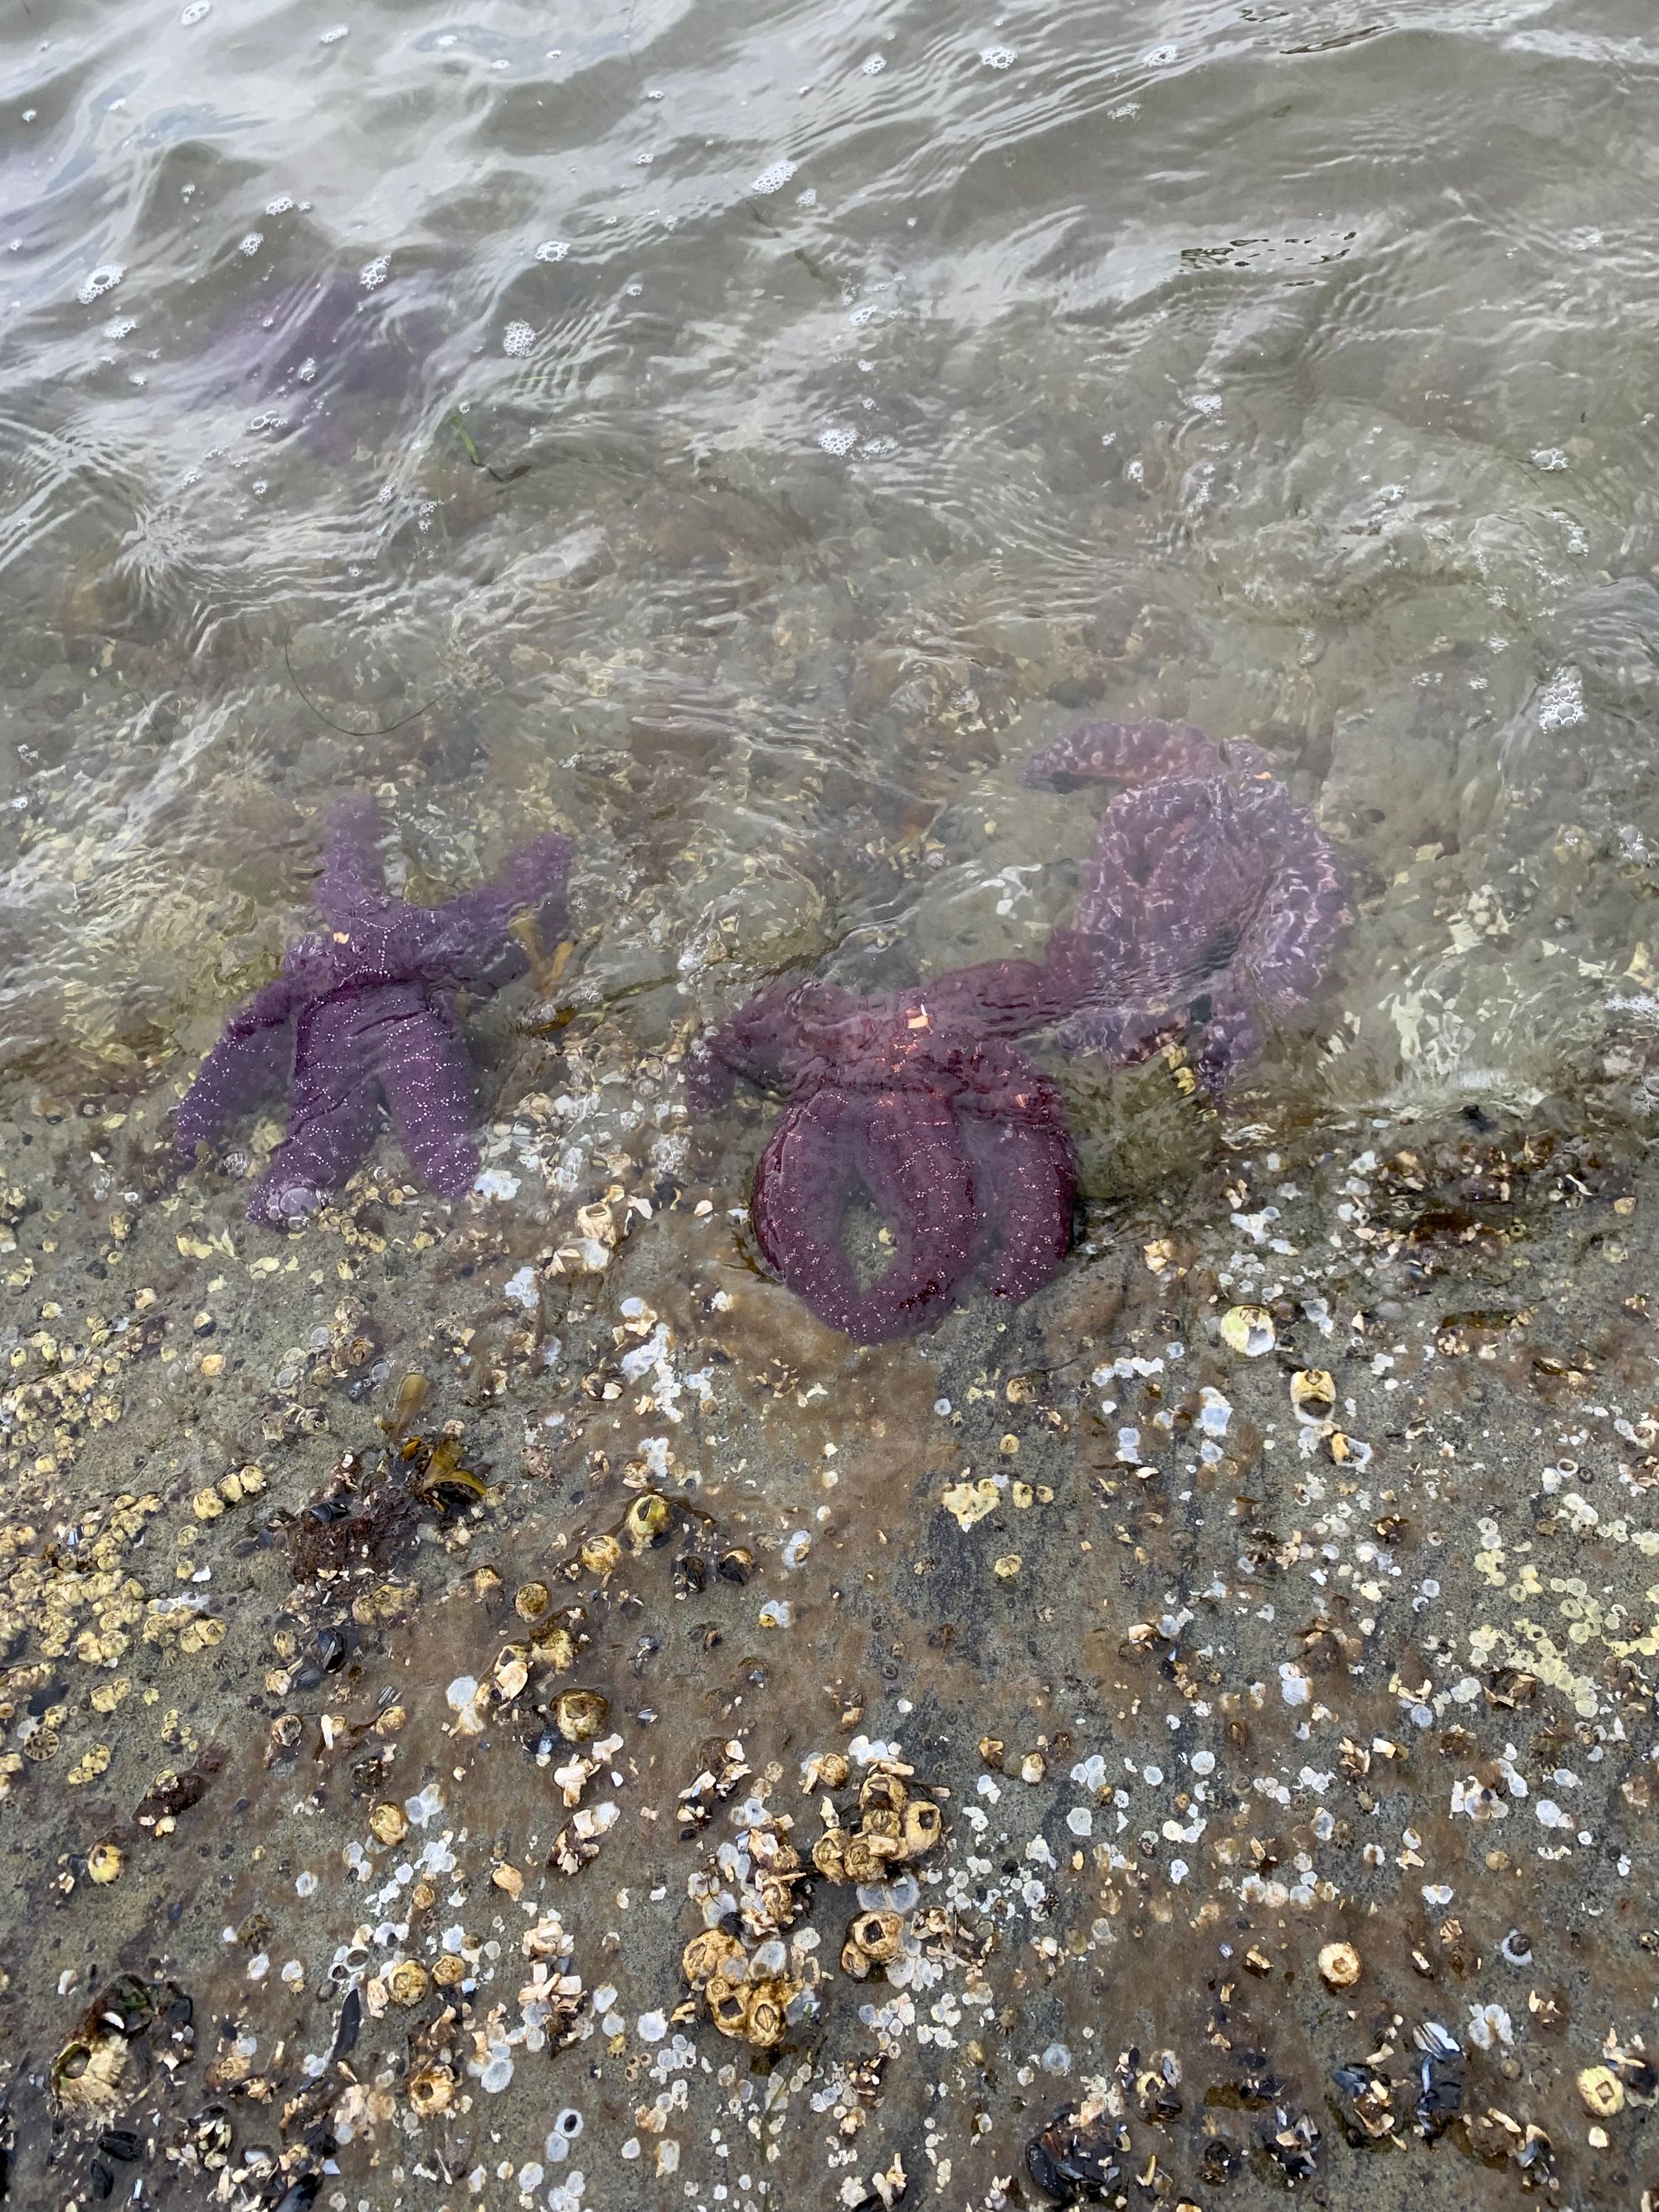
[176,800,571,1223]
[695,719,1345,1343]
[688,955,1090,1343]
[171,265,442,462]
[1023,719,1347,1088]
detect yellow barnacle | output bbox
[387,1958,431,2005]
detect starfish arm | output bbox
[845,1091,980,1339]
[1190,989,1262,1091]
[751,1091,867,1329]
[247,989,383,1222]
[1039,924,1133,1023]
[1073,780,1242,994]
[1033,729,1348,1048]
[960,1085,1078,1303]
[688,985,828,1108]
[1242,815,1349,1014]
[489,830,574,925]
[1061,778,1289,1023]
[312,798,395,932]
[175,974,307,1155]
[1023,718,1220,791]
[372,991,482,1198]
[754,1087,977,1344]
[415,832,574,984]
[919,956,1095,1039]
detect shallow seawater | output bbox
[4,2,1659,2208]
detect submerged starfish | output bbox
[688,956,1087,1343]
[176,265,445,462]
[177,800,571,1222]
[697,719,1345,1342]
[1023,719,1347,1088]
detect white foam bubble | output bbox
[180,0,210,21]
[503,319,535,355]
[239,231,263,257]
[751,158,796,195]
[817,426,856,456]
[534,239,569,262]
[358,255,389,290]
[980,45,1016,67]
[1536,665,1586,731]
[77,264,124,304]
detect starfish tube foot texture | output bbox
[176,800,572,1221]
